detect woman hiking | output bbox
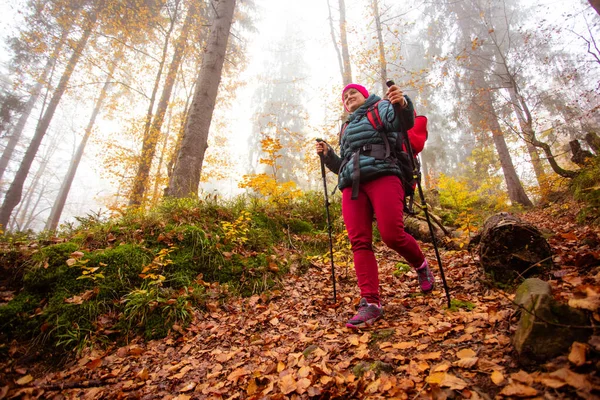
[315,83,435,329]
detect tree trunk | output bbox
[327,0,345,88]
[507,87,546,188]
[569,140,594,166]
[0,28,69,183]
[479,85,533,207]
[339,0,353,87]
[372,0,388,94]
[45,53,120,231]
[585,132,600,154]
[477,212,553,284]
[589,0,600,15]
[166,0,236,198]
[0,10,97,229]
[130,4,195,206]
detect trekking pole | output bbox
[316,138,337,303]
[386,81,451,308]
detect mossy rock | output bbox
[513,278,591,365]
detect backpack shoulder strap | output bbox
[366,100,384,132]
[365,100,391,159]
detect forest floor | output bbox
[1,202,600,399]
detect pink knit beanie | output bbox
[342,83,369,111]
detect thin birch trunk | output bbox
[0,28,69,182]
[45,52,121,231]
[0,10,98,229]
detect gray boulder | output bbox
[513,278,591,365]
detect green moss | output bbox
[0,292,43,340]
[287,219,313,234]
[448,299,476,312]
[89,244,151,299]
[393,262,411,277]
[23,242,79,293]
[370,329,395,344]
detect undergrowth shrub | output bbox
[0,191,338,356]
[572,157,600,223]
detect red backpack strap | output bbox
[366,101,392,159]
[366,101,383,132]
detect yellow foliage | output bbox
[220,210,251,250]
[437,174,478,210]
[139,247,175,286]
[239,173,302,208]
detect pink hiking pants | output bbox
[342,175,425,305]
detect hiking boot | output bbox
[346,298,383,329]
[416,260,434,292]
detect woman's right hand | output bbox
[316,141,328,156]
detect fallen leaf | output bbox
[568,286,600,311]
[454,357,478,368]
[456,348,477,359]
[136,367,148,381]
[85,358,103,370]
[15,375,33,385]
[431,361,452,373]
[279,374,297,395]
[541,368,592,392]
[510,370,533,385]
[426,372,468,390]
[298,366,311,378]
[499,383,537,397]
[491,370,505,385]
[296,378,311,394]
[71,251,85,259]
[393,341,416,350]
[365,378,381,394]
[179,382,196,392]
[418,351,442,360]
[246,378,259,395]
[227,367,249,383]
[568,342,587,366]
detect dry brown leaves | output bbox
[2,202,600,398]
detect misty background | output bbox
[0,0,598,231]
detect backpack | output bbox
[364,100,428,213]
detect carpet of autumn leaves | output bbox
[1,202,600,399]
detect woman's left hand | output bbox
[386,85,408,109]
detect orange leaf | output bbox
[279,374,297,395]
[179,382,196,392]
[499,383,537,397]
[15,375,33,385]
[227,367,249,383]
[568,342,587,366]
[418,351,442,360]
[510,370,533,385]
[490,370,505,385]
[426,372,467,390]
[86,358,103,370]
